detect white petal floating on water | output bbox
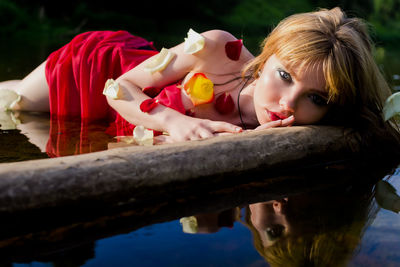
[179,216,198,234]
[103,79,121,99]
[183,28,205,54]
[114,136,135,144]
[133,125,154,146]
[375,180,400,213]
[0,111,20,130]
[143,48,176,74]
[383,92,400,121]
[0,89,21,111]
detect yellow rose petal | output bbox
[144,48,176,74]
[0,89,21,111]
[133,125,154,146]
[184,73,214,106]
[103,79,121,99]
[183,28,205,54]
[383,92,400,121]
[179,216,198,234]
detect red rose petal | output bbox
[153,130,163,136]
[140,98,159,113]
[215,93,235,114]
[225,39,243,61]
[143,87,162,98]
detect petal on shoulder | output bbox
[195,30,240,59]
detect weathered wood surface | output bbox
[0,126,358,213]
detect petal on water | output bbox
[0,111,20,130]
[0,89,21,111]
[133,125,154,146]
[180,216,198,234]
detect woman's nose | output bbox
[278,94,295,114]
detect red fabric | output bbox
[46,117,113,158]
[45,31,187,157]
[106,84,186,136]
[45,30,158,120]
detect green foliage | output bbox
[221,0,312,31]
[1,0,399,58]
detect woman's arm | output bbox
[106,30,243,142]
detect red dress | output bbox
[45,31,185,157]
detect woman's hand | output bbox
[253,115,295,130]
[163,116,242,143]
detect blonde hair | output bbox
[243,205,364,267]
[243,7,400,152]
[242,182,378,267]
[244,7,390,112]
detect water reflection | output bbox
[1,171,399,266]
[0,111,134,162]
[180,178,398,267]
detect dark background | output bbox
[1,0,400,79]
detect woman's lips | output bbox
[268,111,288,121]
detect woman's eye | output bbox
[309,93,328,106]
[278,69,292,82]
[265,224,285,240]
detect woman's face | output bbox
[253,55,330,125]
[249,200,290,247]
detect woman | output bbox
[1,7,398,147]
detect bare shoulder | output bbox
[196,30,253,69]
[200,30,239,53]
[202,29,238,42]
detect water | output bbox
[3,171,400,266]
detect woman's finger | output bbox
[281,115,295,126]
[198,129,215,139]
[255,120,283,130]
[255,115,295,130]
[209,121,243,133]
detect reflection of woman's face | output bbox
[249,199,290,247]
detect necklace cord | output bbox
[237,75,252,130]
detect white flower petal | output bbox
[144,48,176,74]
[183,28,205,54]
[0,89,21,111]
[179,216,198,234]
[103,79,121,99]
[383,92,400,121]
[133,125,154,146]
[0,111,20,130]
[114,136,135,144]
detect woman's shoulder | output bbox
[195,29,253,64]
[201,29,238,42]
[200,30,239,52]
